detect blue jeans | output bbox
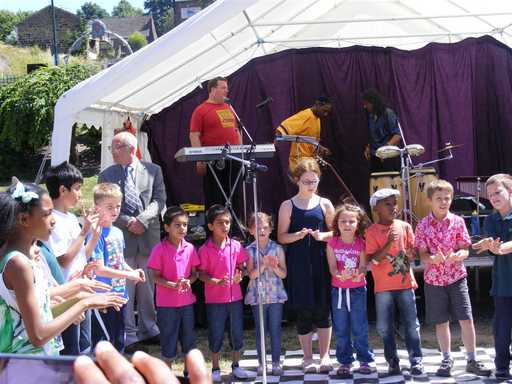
[60,310,91,355]
[251,303,283,363]
[157,305,196,359]
[375,289,422,365]
[92,306,126,353]
[206,301,244,353]
[331,287,374,364]
[493,297,512,372]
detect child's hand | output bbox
[297,228,310,239]
[50,295,65,307]
[431,248,445,265]
[387,229,398,244]
[83,210,100,234]
[135,268,146,283]
[82,260,101,279]
[489,238,504,255]
[233,269,243,284]
[177,278,191,293]
[311,230,322,241]
[472,237,494,253]
[358,264,368,275]
[214,276,229,286]
[446,250,466,263]
[76,277,111,293]
[83,292,128,312]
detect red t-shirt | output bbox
[190,101,241,146]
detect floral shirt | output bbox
[415,212,471,286]
[244,240,288,305]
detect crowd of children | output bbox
[2,158,512,381]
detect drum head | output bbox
[405,144,425,157]
[376,145,400,159]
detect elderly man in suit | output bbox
[99,131,166,349]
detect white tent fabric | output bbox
[51,0,512,168]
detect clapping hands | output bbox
[473,237,503,254]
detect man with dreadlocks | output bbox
[362,89,402,173]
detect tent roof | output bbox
[52,0,512,165]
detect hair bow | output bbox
[11,181,38,204]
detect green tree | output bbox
[0,64,98,152]
[143,0,174,35]
[0,10,32,42]
[128,31,147,51]
[112,0,144,17]
[76,2,109,20]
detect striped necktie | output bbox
[124,165,142,215]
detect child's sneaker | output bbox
[232,365,250,379]
[436,358,453,377]
[466,360,491,376]
[211,368,222,382]
[388,359,401,375]
[303,359,317,373]
[411,362,425,376]
[356,362,374,374]
[271,362,283,376]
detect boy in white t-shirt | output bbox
[45,161,98,355]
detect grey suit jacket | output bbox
[98,160,166,258]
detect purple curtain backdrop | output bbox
[144,35,512,216]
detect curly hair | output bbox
[331,203,370,239]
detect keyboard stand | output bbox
[206,160,247,240]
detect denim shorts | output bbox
[157,304,196,359]
[206,300,244,353]
[425,277,472,325]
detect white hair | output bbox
[114,131,137,149]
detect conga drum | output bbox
[409,168,438,220]
[369,172,403,222]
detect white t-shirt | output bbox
[46,209,87,281]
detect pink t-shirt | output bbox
[415,212,471,286]
[147,239,200,308]
[328,237,366,289]
[198,238,248,304]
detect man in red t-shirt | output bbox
[189,76,242,212]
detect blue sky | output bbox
[0,1,146,14]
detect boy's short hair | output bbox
[206,204,231,224]
[426,179,454,199]
[93,183,123,204]
[163,206,188,225]
[44,161,83,199]
[486,173,512,190]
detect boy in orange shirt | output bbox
[365,188,423,376]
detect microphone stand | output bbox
[221,147,269,384]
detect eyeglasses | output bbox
[108,144,129,152]
[300,179,320,186]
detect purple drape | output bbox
[144,35,512,215]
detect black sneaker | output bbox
[495,370,512,380]
[411,362,425,376]
[436,358,453,377]
[388,359,401,375]
[466,360,491,377]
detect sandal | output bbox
[356,362,373,374]
[303,359,317,374]
[336,364,352,378]
[319,363,333,373]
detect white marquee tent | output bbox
[51,0,512,168]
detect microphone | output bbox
[256,97,273,109]
[224,97,231,104]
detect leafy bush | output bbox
[128,31,147,52]
[0,63,99,152]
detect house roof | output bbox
[17,5,80,27]
[100,16,157,41]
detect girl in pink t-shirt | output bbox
[326,204,374,377]
[147,206,200,372]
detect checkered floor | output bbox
[212,347,509,383]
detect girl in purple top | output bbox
[147,206,200,373]
[327,204,374,377]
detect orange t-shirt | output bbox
[365,220,417,293]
